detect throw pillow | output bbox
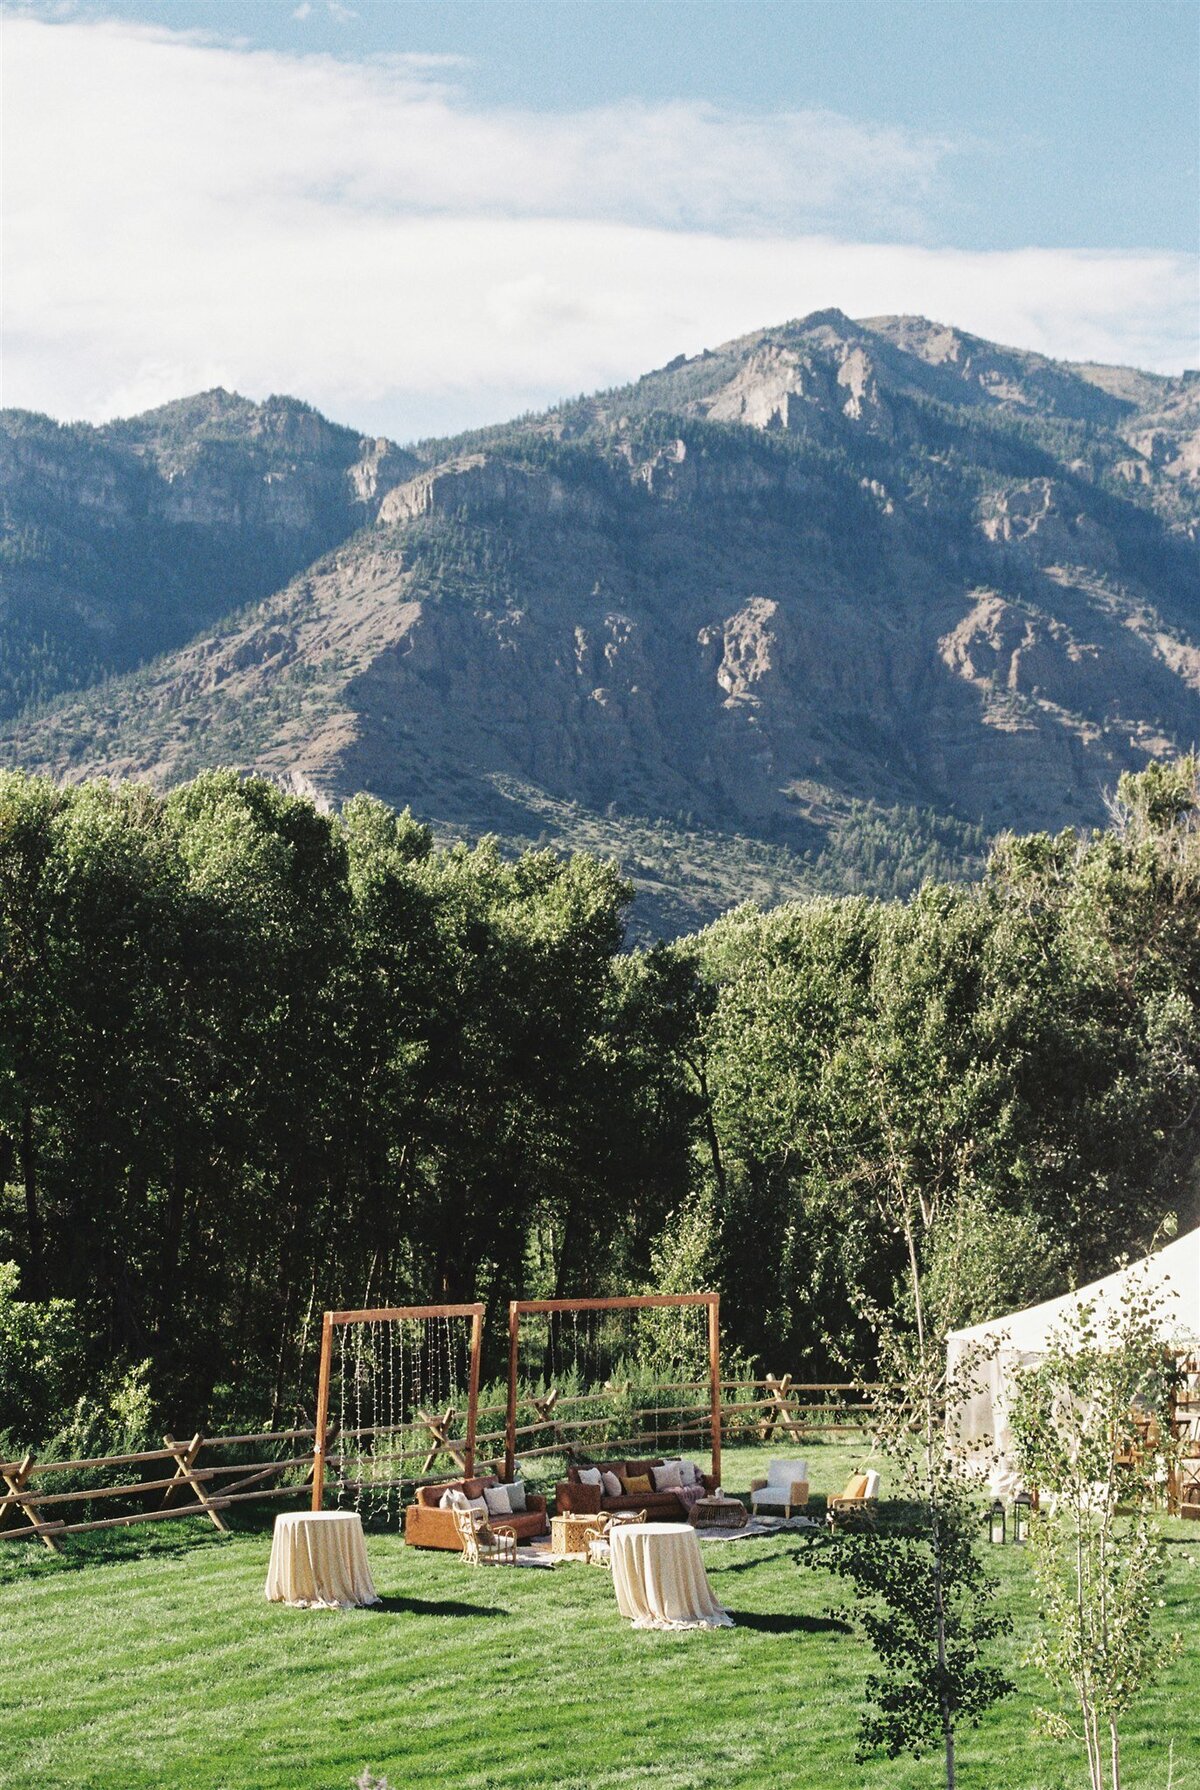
[483,1484,513,1517]
[500,1479,527,1513]
[622,1474,653,1494]
[673,1458,697,1485]
[438,1488,470,1511]
[577,1466,603,1487]
[601,1470,622,1497]
[467,1495,489,1522]
[652,1461,683,1491]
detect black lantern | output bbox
[987,1498,1006,1544]
[1012,1491,1032,1544]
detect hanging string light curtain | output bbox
[311,1304,485,1516]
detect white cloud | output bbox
[3,17,1195,439]
[292,4,312,19]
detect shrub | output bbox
[0,1261,86,1447]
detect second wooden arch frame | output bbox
[502,1292,722,1485]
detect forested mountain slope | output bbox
[0,390,415,717]
[2,312,1197,936]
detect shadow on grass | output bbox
[366,1595,504,1618]
[0,1527,222,1578]
[712,1550,809,1575]
[0,1505,306,1581]
[726,1609,852,1636]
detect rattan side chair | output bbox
[583,1508,646,1567]
[452,1504,519,1566]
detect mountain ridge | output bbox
[2,310,1197,936]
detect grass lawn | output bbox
[2,1442,1197,1790]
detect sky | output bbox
[4,0,1198,442]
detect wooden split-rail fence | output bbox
[0,1376,881,1550]
[0,1426,333,1552]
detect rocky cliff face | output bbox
[0,389,416,716]
[2,313,1197,934]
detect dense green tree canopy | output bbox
[1,759,1196,1444]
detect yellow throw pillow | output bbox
[840,1474,870,1501]
[622,1474,653,1494]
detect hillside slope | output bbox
[0,390,415,717]
[2,311,1197,935]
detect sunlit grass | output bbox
[1,1444,1196,1790]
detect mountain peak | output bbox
[785,306,856,333]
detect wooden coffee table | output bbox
[551,1512,601,1557]
[688,1496,748,1531]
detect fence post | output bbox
[0,1453,60,1551]
[708,1295,722,1487]
[161,1433,229,1533]
[312,1311,334,1513]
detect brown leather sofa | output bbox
[404,1475,549,1551]
[553,1458,716,1520]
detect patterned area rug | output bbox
[511,1513,819,1564]
[512,1543,561,1567]
[697,1515,819,1542]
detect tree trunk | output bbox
[552,1199,585,1299]
[930,1488,956,1789]
[155,1136,188,1344]
[270,1219,301,1430]
[686,1056,727,1200]
[0,1127,15,1194]
[911,1207,954,1790]
[20,1100,43,1297]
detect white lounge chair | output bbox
[748,1458,809,1518]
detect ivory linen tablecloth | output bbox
[265,1511,380,1609]
[609,1521,733,1630]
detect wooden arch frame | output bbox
[311,1303,485,1512]
[503,1292,721,1484]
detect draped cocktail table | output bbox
[609,1520,733,1630]
[265,1510,380,1609]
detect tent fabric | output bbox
[946,1225,1200,1497]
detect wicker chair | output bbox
[451,1505,518,1566]
[583,1508,646,1567]
[826,1470,881,1532]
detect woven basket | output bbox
[689,1497,748,1530]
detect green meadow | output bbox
[3,1444,1196,1790]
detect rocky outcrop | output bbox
[702,598,782,705]
[348,437,417,505]
[377,454,591,525]
[978,480,1119,569]
[939,591,1104,706]
[700,337,892,439]
[1120,373,1200,495]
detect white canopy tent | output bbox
[946,1225,1200,1497]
